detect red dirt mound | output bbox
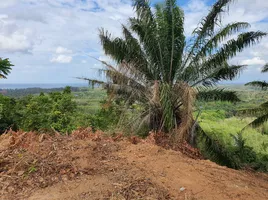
[1,130,268,200]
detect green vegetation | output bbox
[0,86,111,134]
[0,87,80,98]
[0,87,77,133]
[84,0,266,145]
[196,86,268,171]
[240,63,268,128]
[0,58,13,79]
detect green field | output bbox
[197,85,268,160]
[73,88,106,114]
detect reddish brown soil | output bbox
[1,130,268,200]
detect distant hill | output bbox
[0,87,83,98]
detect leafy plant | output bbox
[0,87,78,134]
[0,58,13,79]
[89,100,122,131]
[0,95,18,133]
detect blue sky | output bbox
[0,0,267,84]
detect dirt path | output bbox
[1,131,268,200]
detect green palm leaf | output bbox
[245,81,268,89]
[0,58,13,79]
[197,89,240,102]
[261,63,268,73]
[242,63,268,129]
[247,114,268,129]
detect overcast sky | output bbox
[0,0,267,84]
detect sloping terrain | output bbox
[1,130,268,200]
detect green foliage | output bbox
[241,63,268,129]
[83,0,265,141]
[0,58,13,79]
[0,87,80,98]
[89,100,122,131]
[198,110,226,121]
[0,87,78,134]
[21,89,77,133]
[21,94,52,132]
[198,117,268,171]
[197,89,240,102]
[0,95,18,132]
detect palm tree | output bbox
[242,63,268,128]
[0,58,13,79]
[83,0,266,143]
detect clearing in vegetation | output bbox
[1,130,268,200]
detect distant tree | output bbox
[63,86,72,94]
[84,0,266,142]
[0,58,13,79]
[0,95,19,133]
[21,88,77,133]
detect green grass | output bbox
[199,117,268,156]
[73,88,106,114]
[196,85,268,158]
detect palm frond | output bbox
[247,114,268,129]
[194,0,234,38]
[200,32,266,74]
[76,77,106,88]
[155,0,185,82]
[261,63,268,73]
[184,0,234,66]
[197,124,241,169]
[195,22,250,58]
[245,81,268,89]
[192,64,246,87]
[238,106,267,117]
[133,0,153,20]
[0,58,13,79]
[197,89,240,102]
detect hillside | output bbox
[1,130,268,200]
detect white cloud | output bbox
[241,57,266,66]
[183,0,209,36]
[0,0,17,8]
[51,55,72,63]
[0,0,267,84]
[56,46,72,54]
[81,60,87,64]
[0,15,37,53]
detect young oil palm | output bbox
[242,64,268,129]
[84,0,266,142]
[0,58,13,79]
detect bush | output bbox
[89,100,122,131]
[0,87,78,134]
[0,95,18,132]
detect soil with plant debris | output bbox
[1,129,268,200]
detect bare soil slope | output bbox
[1,130,268,200]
